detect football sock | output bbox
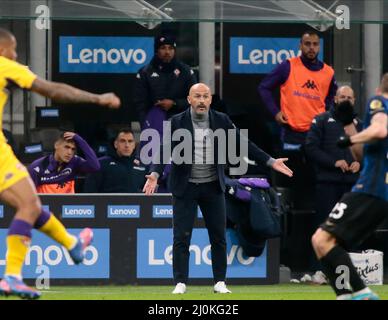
[4,219,32,278]
[336,294,352,300]
[35,209,77,250]
[320,245,366,296]
[353,287,372,296]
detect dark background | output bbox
[52,20,199,147]
[384,24,388,74]
[52,21,334,157]
[222,23,334,158]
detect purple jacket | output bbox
[28,134,100,193]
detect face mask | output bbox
[334,100,355,125]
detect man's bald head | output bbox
[0,28,17,60]
[189,83,211,96]
[336,85,354,97]
[188,83,212,115]
[0,28,14,45]
[335,85,355,106]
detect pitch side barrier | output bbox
[0,194,279,285]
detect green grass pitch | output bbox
[2,284,388,300]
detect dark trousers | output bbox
[314,182,354,229]
[273,148,316,210]
[172,181,227,284]
[309,182,354,272]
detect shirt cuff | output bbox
[266,157,276,167]
[150,172,160,180]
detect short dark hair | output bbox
[0,28,14,43]
[56,132,75,144]
[115,127,134,140]
[300,30,320,42]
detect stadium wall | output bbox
[0,195,280,285]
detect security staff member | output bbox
[306,86,362,228]
[143,83,293,294]
[305,86,362,273]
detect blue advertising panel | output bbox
[152,205,173,218]
[107,205,140,218]
[0,229,110,279]
[152,206,203,219]
[230,37,324,74]
[137,228,267,278]
[62,205,95,218]
[60,36,153,73]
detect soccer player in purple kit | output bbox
[0,28,120,299]
[28,131,100,194]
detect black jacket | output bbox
[150,109,273,197]
[83,150,147,193]
[226,187,282,257]
[305,109,363,184]
[134,56,197,124]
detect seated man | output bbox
[83,128,147,193]
[28,131,100,193]
[306,86,363,229]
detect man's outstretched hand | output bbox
[98,93,121,109]
[143,174,158,195]
[271,158,293,177]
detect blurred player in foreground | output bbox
[0,28,120,299]
[312,73,388,300]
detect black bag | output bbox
[249,188,283,239]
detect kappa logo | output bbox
[151,72,159,77]
[302,80,317,90]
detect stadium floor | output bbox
[2,284,388,300]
